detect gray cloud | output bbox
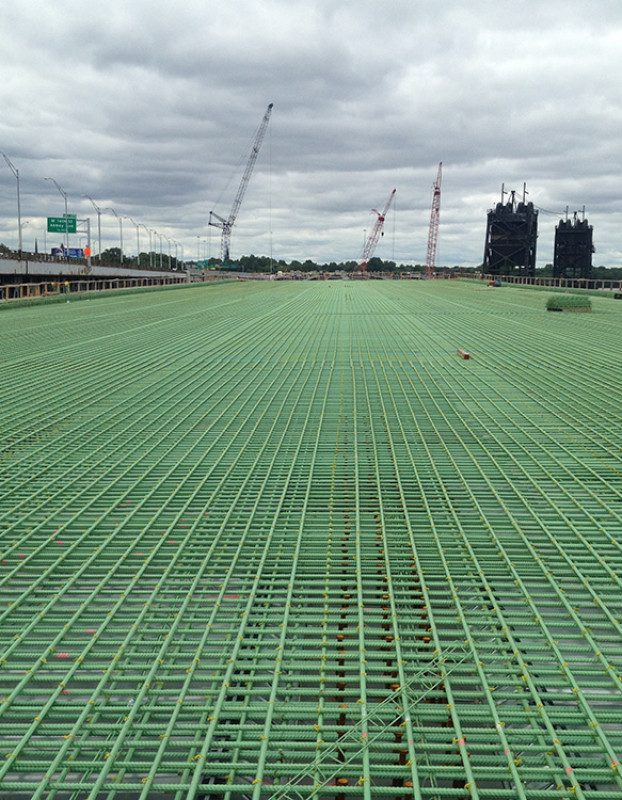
[1,0,622,266]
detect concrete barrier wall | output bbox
[0,257,183,280]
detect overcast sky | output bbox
[1,0,622,267]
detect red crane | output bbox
[359,188,396,271]
[425,162,442,279]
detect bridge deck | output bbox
[1,280,621,799]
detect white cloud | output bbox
[1,0,622,266]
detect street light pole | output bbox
[2,153,22,260]
[108,208,123,263]
[125,217,140,267]
[20,221,30,265]
[45,177,69,260]
[83,196,102,262]
[140,225,152,268]
[151,229,158,269]
[174,240,183,270]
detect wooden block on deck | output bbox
[457,348,470,360]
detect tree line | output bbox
[199,254,622,278]
[200,255,452,274]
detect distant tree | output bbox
[99,247,122,265]
[238,254,275,272]
[593,265,622,280]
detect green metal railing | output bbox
[1,280,621,799]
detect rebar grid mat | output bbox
[1,280,621,800]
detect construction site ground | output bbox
[1,279,621,800]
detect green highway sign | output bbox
[47,215,77,234]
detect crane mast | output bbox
[425,162,442,279]
[359,188,396,270]
[209,103,273,264]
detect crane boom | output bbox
[209,103,273,263]
[359,188,396,270]
[425,162,442,279]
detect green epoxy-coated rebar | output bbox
[1,280,622,799]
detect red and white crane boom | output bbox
[425,162,442,279]
[359,188,396,270]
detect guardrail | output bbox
[477,272,622,290]
[0,275,187,302]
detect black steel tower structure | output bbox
[483,186,538,276]
[553,212,593,280]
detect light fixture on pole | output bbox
[83,195,102,262]
[108,208,123,263]
[2,153,22,260]
[44,177,69,260]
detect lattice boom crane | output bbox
[209,103,273,263]
[359,188,396,270]
[425,161,442,279]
